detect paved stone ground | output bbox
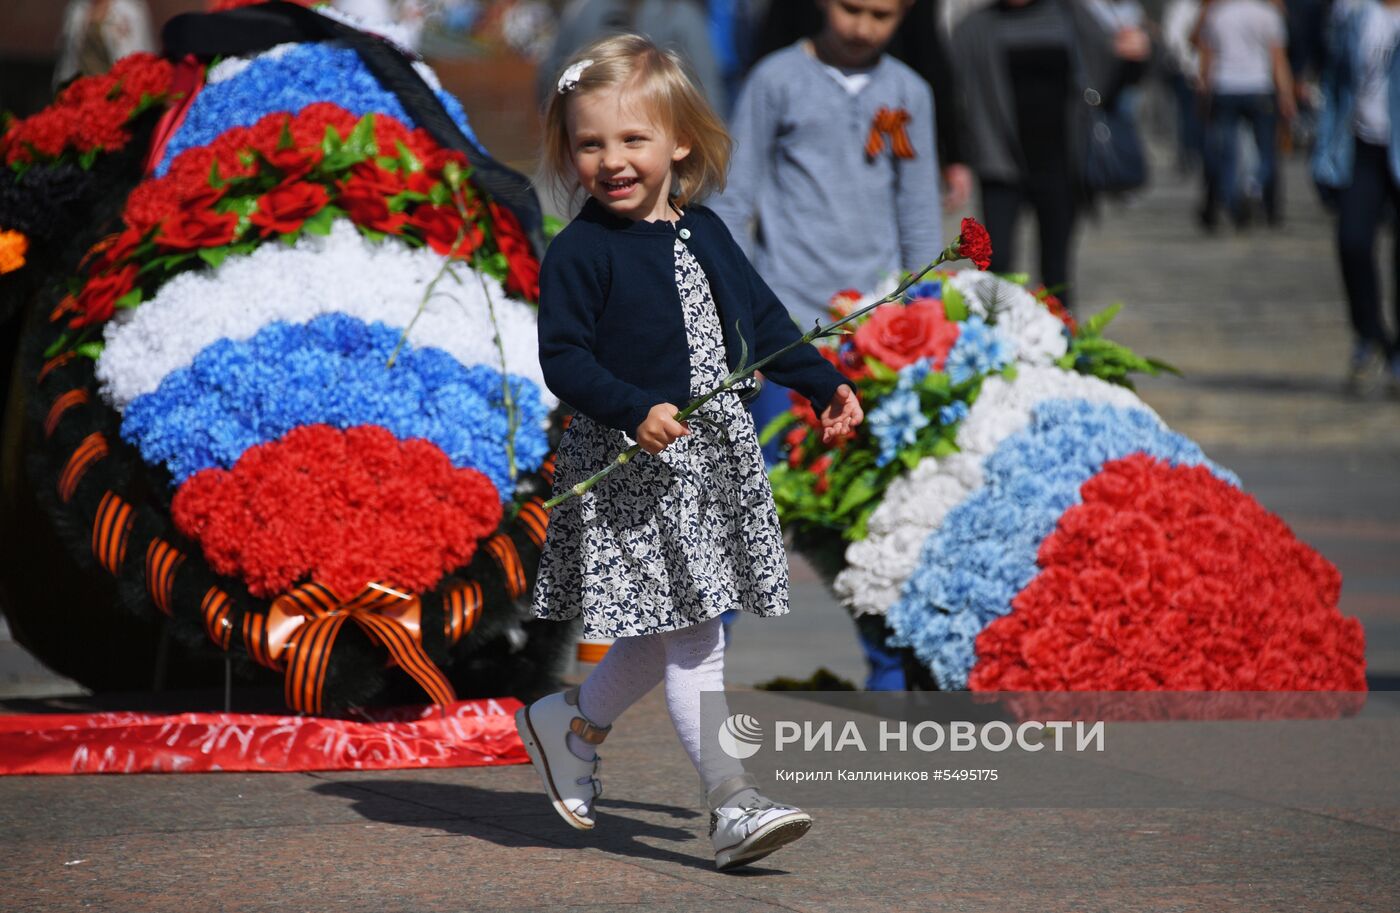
[2,154,1399,911]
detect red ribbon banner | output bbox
[0,698,527,775]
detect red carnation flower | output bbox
[156,208,239,250]
[956,217,993,270]
[250,181,331,236]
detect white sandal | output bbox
[707,773,813,871]
[515,686,611,830]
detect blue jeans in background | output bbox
[1204,92,1280,223]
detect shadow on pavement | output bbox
[309,778,796,877]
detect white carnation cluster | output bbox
[97,219,552,412]
[947,270,1069,367]
[832,365,1154,616]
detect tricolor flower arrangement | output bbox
[768,271,1367,694]
[13,13,571,715]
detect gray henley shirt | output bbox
[711,41,943,325]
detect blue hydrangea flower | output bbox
[122,313,548,500]
[867,387,929,467]
[895,357,932,392]
[906,280,942,301]
[157,43,482,175]
[938,400,969,426]
[885,399,1240,690]
[945,314,1013,384]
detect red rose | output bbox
[85,227,144,272]
[407,204,483,258]
[156,208,239,250]
[72,264,138,328]
[489,202,540,300]
[347,161,406,197]
[337,180,408,234]
[250,181,330,236]
[957,217,993,270]
[851,298,960,370]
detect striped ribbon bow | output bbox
[865,107,916,161]
[249,582,455,715]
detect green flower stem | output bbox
[543,239,971,509]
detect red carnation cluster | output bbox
[969,454,1367,693]
[171,424,504,598]
[68,102,543,328]
[1,54,172,166]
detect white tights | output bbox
[574,616,755,807]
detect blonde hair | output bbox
[541,34,731,211]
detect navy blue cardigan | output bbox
[537,199,849,435]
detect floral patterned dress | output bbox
[532,236,790,638]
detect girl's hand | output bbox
[820,384,863,445]
[636,403,689,454]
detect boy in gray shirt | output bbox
[712,0,943,327]
[712,0,941,692]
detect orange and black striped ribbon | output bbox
[484,534,527,598]
[38,352,77,383]
[59,432,108,503]
[202,587,233,650]
[91,491,134,574]
[145,539,186,616]
[443,580,483,646]
[517,497,549,548]
[540,453,558,485]
[279,585,455,714]
[44,389,89,438]
[241,612,275,668]
[865,107,915,161]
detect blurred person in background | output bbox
[330,0,430,52]
[751,0,973,211]
[1313,0,1400,396]
[712,0,942,691]
[951,0,1150,311]
[1196,0,1294,230]
[55,0,155,88]
[536,0,725,111]
[1163,0,1206,173]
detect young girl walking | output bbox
[517,33,863,871]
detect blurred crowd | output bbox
[33,0,1400,394]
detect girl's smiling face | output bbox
[566,89,691,222]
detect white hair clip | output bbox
[557,59,594,95]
